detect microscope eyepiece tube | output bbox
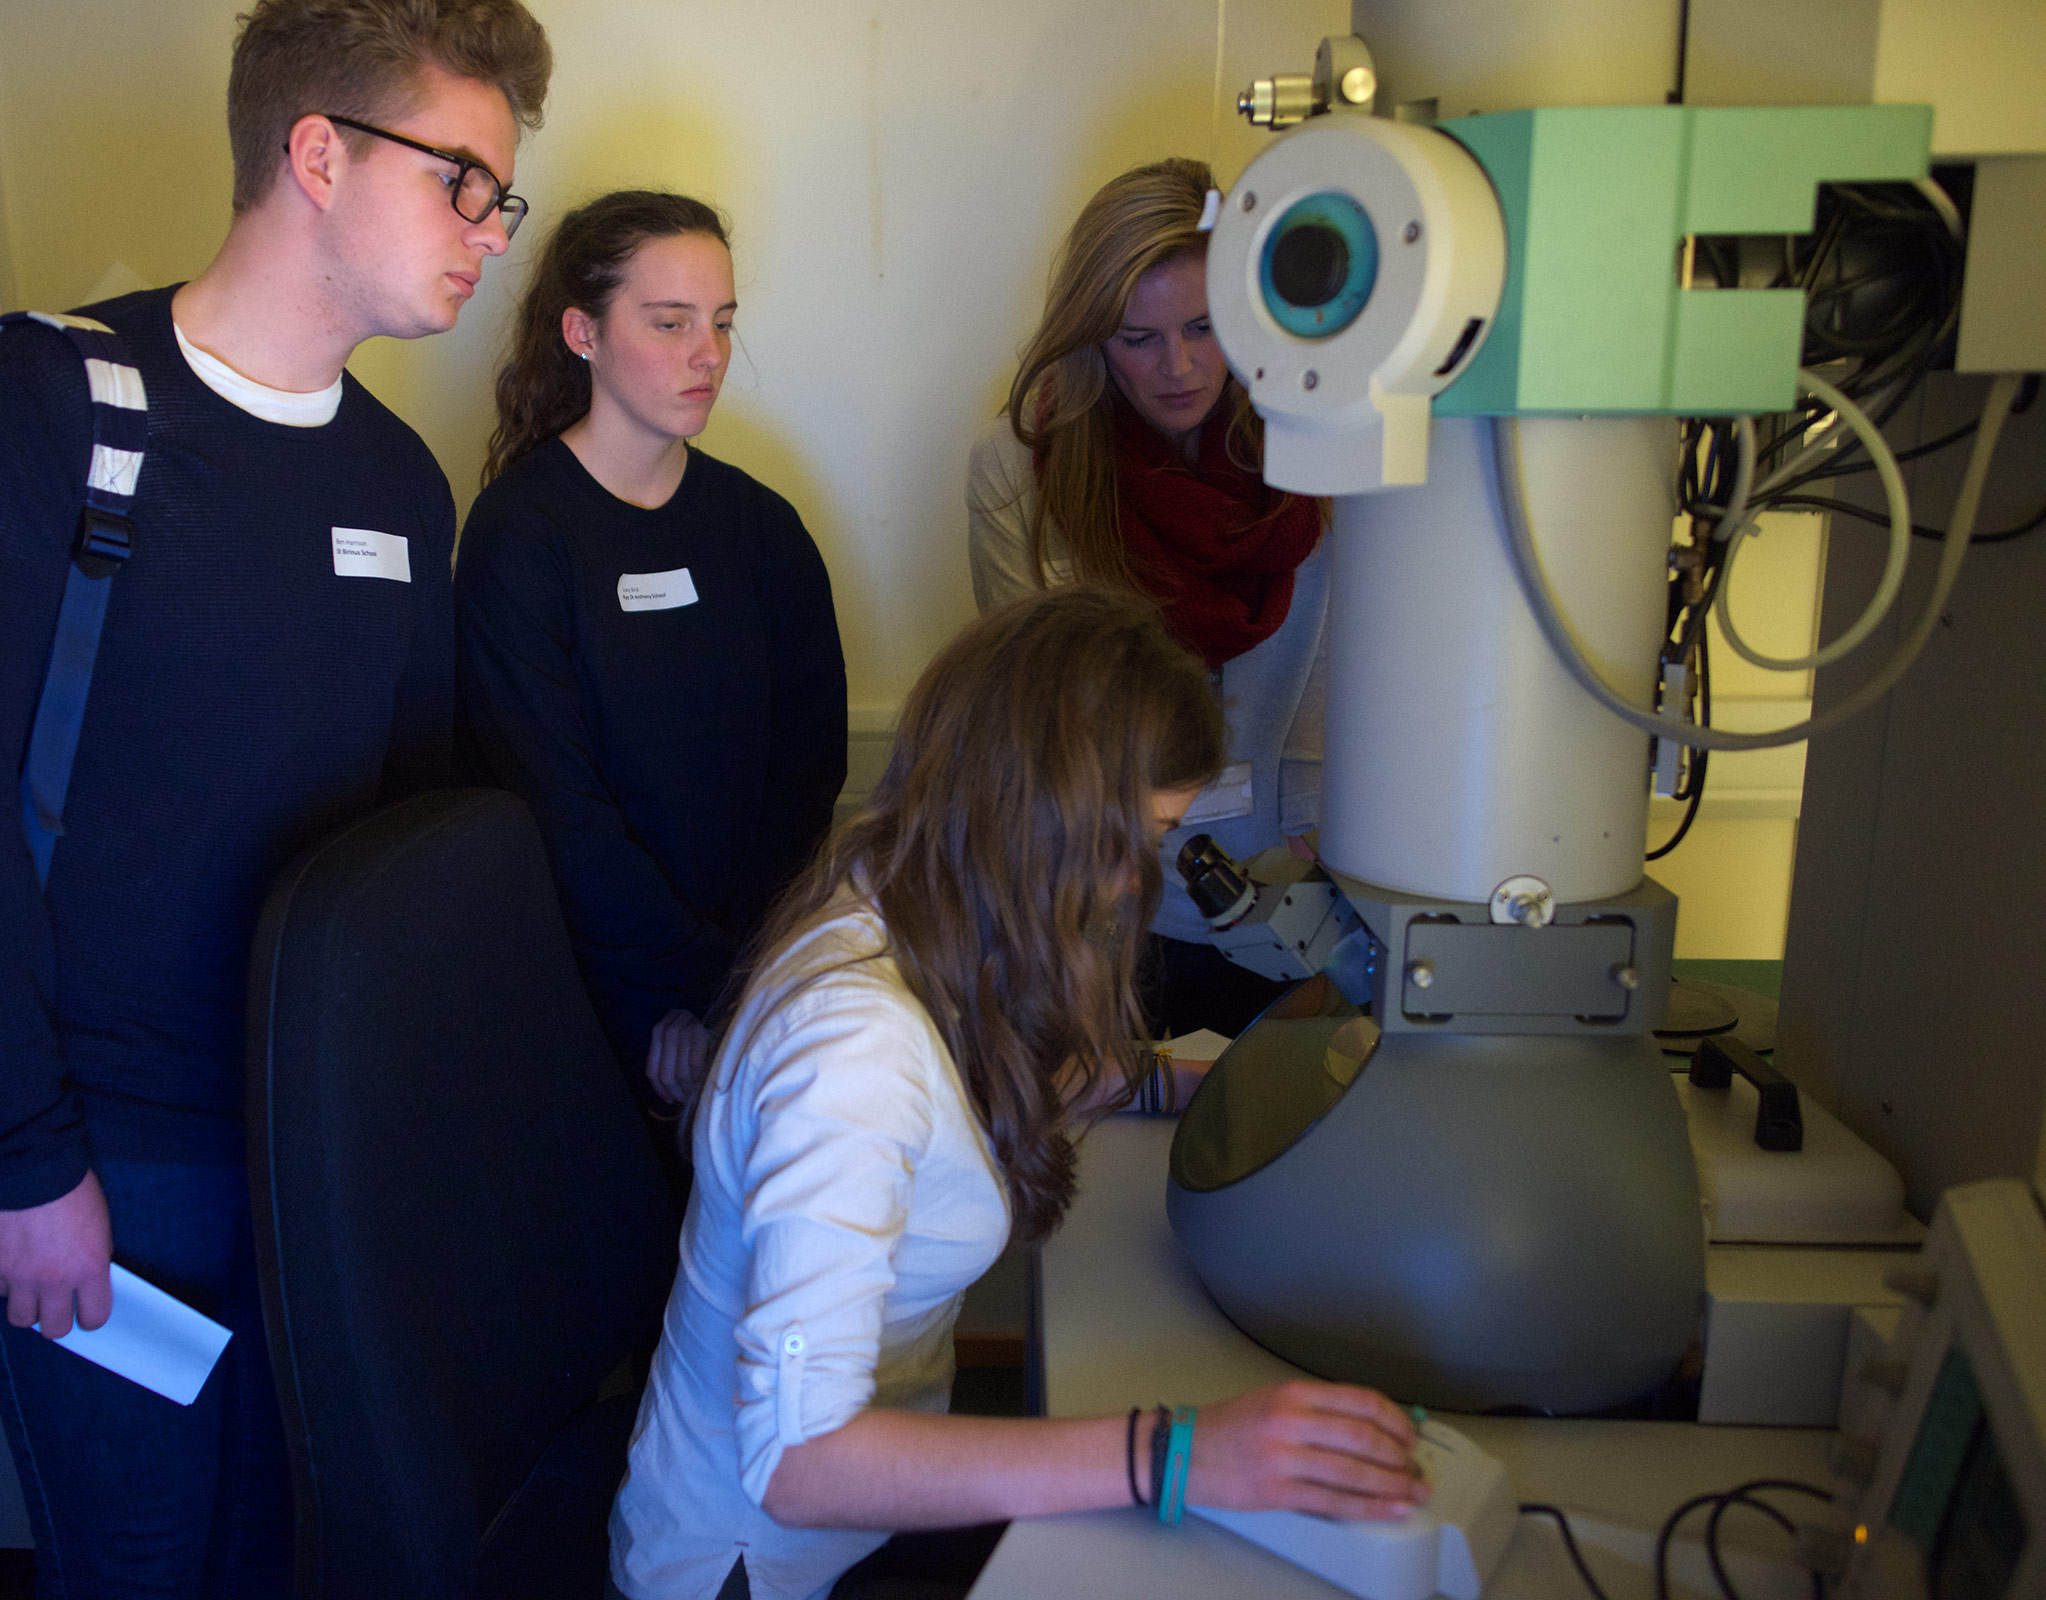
[1176,834,1258,929]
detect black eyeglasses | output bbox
[299,114,528,238]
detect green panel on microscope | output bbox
[1433,105,1933,417]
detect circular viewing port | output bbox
[1258,190,1378,340]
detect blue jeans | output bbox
[0,1160,291,1599]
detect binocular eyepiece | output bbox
[1176,833,1256,929]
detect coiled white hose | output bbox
[1494,371,2022,752]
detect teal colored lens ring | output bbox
[1258,191,1379,340]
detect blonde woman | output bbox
[968,158,1328,1037]
[608,591,1420,1600]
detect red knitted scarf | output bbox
[1109,400,1321,668]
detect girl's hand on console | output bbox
[1185,1379,1428,1521]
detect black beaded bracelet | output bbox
[1125,1407,1144,1506]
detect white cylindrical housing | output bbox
[1319,415,1674,903]
[1205,116,1506,495]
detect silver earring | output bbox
[579,351,591,361]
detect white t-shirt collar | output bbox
[173,321,343,427]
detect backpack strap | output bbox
[4,311,147,890]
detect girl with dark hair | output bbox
[607,589,1423,1600]
[456,190,847,1148]
[968,158,1329,1038]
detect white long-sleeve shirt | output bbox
[609,904,1011,1600]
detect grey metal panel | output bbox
[1684,0,1881,109]
[1401,920,1636,1017]
[1957,158,2046,373]
[1326,868,1677,1034]
[1779,372,2046,1219]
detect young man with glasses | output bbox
[0,2,550,1591]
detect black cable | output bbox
[1761,183,1965,464]
[1670,724,1704,801]
[1653,454,1731,858]
[1677,427,1702,520]
[1673,419,1741,662]
[1848,280,1961,413]
[1648,627,1709,860]
[1805,285,1935,357]
[1662,181,1972,750]
[1769,491,2046,545]
[1687,524,1732,653]
[1767,416,1978,486]
[1655,1479,1833,1600]
[1648,742,1706,859]
[1702,421,1726,513]
[1767,328,1962,499]
[1677,638,1710,802]
[1644,489,1710,863]
[1752,404,1832,473]
[1705,1490,1799,1600]
[1520,1504,1614,1600]
[1769,317,1963,497]
[1657,1491,1731,1600]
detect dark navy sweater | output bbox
[454,438,846,1078]
[0,288,455,1207]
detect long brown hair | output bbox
[730,589,1225,1241]
[1006,157,1272,591]
[483,189,728,482]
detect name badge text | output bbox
[618,567,699,612]
[331,527,411,583]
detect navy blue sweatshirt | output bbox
[454,438,846,1077]
[0,288,456,1207]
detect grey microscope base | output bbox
[1168,1030,1706,1415]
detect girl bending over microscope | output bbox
[606,590,1421,1600]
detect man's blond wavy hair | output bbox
[228,0,552,212]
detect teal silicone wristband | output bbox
[1157,1405,1196,1525]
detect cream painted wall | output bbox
[0,0,1830,957]
[1647,511,1828,958]
[0,128,15,314]
[0,0,1350,706]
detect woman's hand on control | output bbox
[646,1008,715,1107]
[1186,1379,1427,1520]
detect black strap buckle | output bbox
[74,505,135,580]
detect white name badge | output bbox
[618,567,699,613]
[331,527,411,583]
[1180,761,1256,827]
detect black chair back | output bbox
[246,789,675,1599]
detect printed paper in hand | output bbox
[41,1264,232,1406]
